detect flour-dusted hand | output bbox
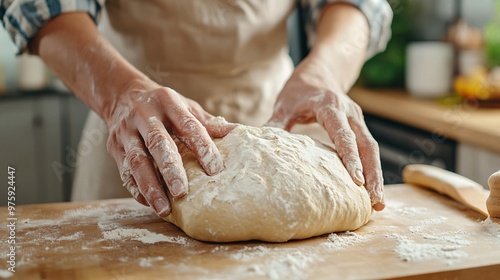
[267,2,391,211]
[105,83,236,217]
[27,13,237,217]
[268,56,385,211]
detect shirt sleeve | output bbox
[301,0,393,59]
[1,0,105,54]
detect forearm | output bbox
[30,12,152,123]
[307,3,370,93]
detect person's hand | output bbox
[105,82,236,217]
[27,12,237,216]
[268,56,385,211]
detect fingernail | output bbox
[170,179,186,197]
[154,198,171,216]
[373,202,385,211]
[355,169,365,185]
[369,189,384,209]
[207,155,224,175]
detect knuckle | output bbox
[317,104,336,116]
[146,128,169,151]
[361,136,379,151]
[323,91,339,106]
[125,148,148,172]
[315,107,334,125]
[160,160,177,173]
[178,116,200,133]
[158,87,180,101]
[119,164,132,182]
[333,128,356,145]
[141,185,161,200]
[350,103,363,117]
[160,162,182,181]
[125,183,140,199]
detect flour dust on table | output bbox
[164,125,372,242]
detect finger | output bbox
[120,159,149,206]
[163,88,225,175]
[349,118,385,211]
[203,116,237,138]
[123,135,172,217]
[139,116,188,198]
[316,105,365,186]
[106,138,148,206]
[192,108,237,138]
[268,96,296,131]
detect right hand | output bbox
[105,83,236,218]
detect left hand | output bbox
[268,56,385,211]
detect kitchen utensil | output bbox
[487,170,500,220]
[403,164,499,220]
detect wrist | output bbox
[97,67,158,125]
[296,53,345,94]
[32,13,159,124]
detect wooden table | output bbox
[349,88,500,154]
[1,184,499,280]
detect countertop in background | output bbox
[350,87,500,154]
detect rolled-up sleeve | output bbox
[301,0,393,59]
[1,0,104,54]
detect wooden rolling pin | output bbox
[402,164,500,221]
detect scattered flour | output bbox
[102,228,188,245]
[321,231,372,250]
[44,231,84,241]
[408,216,447,233]
[420,231,471,246]
[230,245,271,262]
[10,202,177,271]
[18,203,154,230]
[227,245,321,280]
[393,207,428,219]
[211,246,230,253]
[254,252,318,280]
[380,203,474,265]
[482,217,500,237]
[387,233,468,262]
[139,256,165,267]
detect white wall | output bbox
[457,143,500,189]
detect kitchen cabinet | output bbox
[364,114,457,184]
[0,92,89,206]
[457,143,500,188]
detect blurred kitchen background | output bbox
[1,0,500,205]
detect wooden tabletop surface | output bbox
[349,88,500,154]
[1,184,499,280]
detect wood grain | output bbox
[1,185,499,280]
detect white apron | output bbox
[72,0,296,201]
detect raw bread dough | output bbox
[164,125,372,242]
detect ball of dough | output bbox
[164,125,372,242]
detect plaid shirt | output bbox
[1,0,392,56]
